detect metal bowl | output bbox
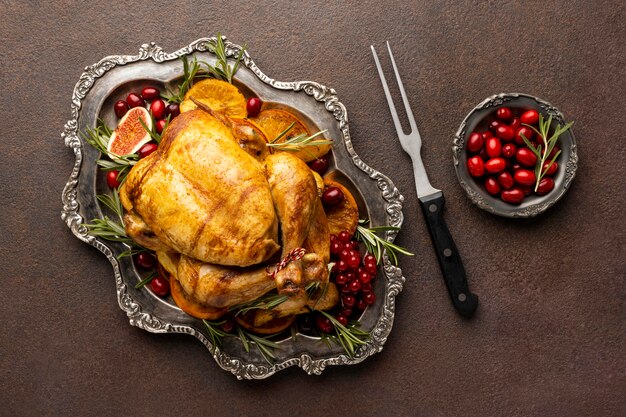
[61,38,406,379]
[452,93,578,218]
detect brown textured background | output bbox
[1,1,624,416]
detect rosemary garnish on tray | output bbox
[84,190,145,258]
[139,114,169,144]
[318,311,369,358]
[162,55,205,103]
[204,32,246,84]
[134,271,157,289]
[229,292,290,316]
[237,325,281,365]
[266,124,332,151]
[354,219,413,265]
[203,319,229,353]
[520,114,573,192]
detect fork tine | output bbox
[371,45,406,138]
[386,41,417,133]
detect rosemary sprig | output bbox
[204,32,246,84]
[84,190,146,257]
[318,311,369,358]
[139,114,169,144]
[203,319,229,353]
[519,113,573,192]
[162,55,205,103]
[266,129,333,151]
[229,292,290,316]
[236,325,281,365]
[134,271,157,289]
[354,219,413,265]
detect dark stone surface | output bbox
[1,1,624,416]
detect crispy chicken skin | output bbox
[122,110,279,267]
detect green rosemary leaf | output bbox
[135,271,157,289]
[204,32,246,84]
[354,220,413,265]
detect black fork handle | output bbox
[418,192,478,317]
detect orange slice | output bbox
[322,178,359,236]
[179,79,247,117]
[253,108,331,162]
[234,311,296,335]
[229,117,270,160]
[107,107,152,157]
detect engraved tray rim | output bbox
[61,37,406,379]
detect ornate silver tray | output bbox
[61,37,406,379]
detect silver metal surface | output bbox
[371,42,440,199]
[452,93,578,218]
[61,37,407,379]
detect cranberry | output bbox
[502,143,516,158]
[514,169,536,186]
[364,253,376,264]
[138,143,158,159]
[106,170,121,188]
[495,125,515,141]
[485,137,502,158]
[220,320,235,333]
[336,315,349,326]
[309,155,329,174]
[485,157,506,174]
[500,188,525,204]
[330,240,344,256]
[364,292,376,305]
[356,299,368,310]
[536,177,555,195]
[135,252,155,269]
[515,126,535,146]
[346,250,361,269]
[467,132,484,153]
[496,107,513,121]
[335,273,348,286]
[149,99,166,120]
[358,270,371,284]
[141,87,161,100]
[246,97,263,117]
[521,109,539,125]
[511,163,522,171]
[498,171,514,189]
[340,308,353,318]
[155,119,167,134]
[345,271,356,282]
[484,177,501,196]
[322,186,344,206]
[349,280,362,293]
[165,103,180,119]
[520,185,532,196]
[364,259,377,275]
[361,282,373,294]
[344,240,359,251]
[337,231,352,243]
[477,148,489,161]
[481,131,493,140]
[516,148,538,167]
[330,234,337,242]
[543,161,558,176]
[150,276,170,297]
[489,120,501,131]
[126,93,145,108]
[337,259,348,272]
[535,134,544,146]
[467,156,485,177]
[340,284,352,294]
[315,316,333,333]
[342,294,356,307]
[509,117,521,131]
[114,100,129,118]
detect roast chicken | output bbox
[119,107,334,319]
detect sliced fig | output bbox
[107,107,152,158]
